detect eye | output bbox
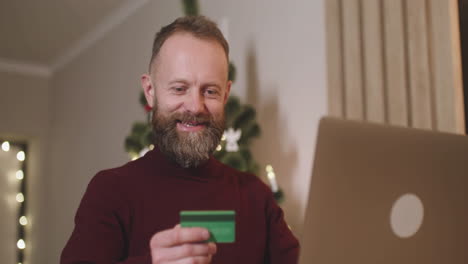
[204,87,220,98]
[171,86,187,94]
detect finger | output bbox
[162,242,217,261]
[171,255,213,264]
[151,227,210,247]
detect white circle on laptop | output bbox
[390,193,424,238]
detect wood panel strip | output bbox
[405,0,433,130]
[428,0,465,133]
[325,0,345,118]
[362,0,385,123]
[342,0,365,120]
[382,0,409,127]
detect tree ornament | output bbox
[144,105,152,113]
[224,128,242,152]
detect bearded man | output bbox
[61,16,299,264]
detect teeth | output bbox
[184,122,197,127]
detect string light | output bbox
[17,151,25,161]
[2,141,10,151]
[3,140,29,264]
[216,144,222,151]
[16,170,24,180]
[16,193,25,203]
[149,144,155,150]
[19,216,28,226]
[221,134,226,141]
[17,239,26,249]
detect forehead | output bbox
[151,33,228,81]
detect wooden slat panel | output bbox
[450,0,466,133]
[428,0,465,133]
[362,0,385,123]
[383,0,409,127]
[342,0,364,120]
[326,0,345,117]
[405,0,433,130]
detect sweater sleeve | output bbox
[60,171,152,264]
[265,192,300,264]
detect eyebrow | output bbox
[203,82,222,89]
[168,79,222,88]
[168,78,190,85]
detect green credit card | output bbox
[180,210,235,243]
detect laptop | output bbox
[299,117,468,264]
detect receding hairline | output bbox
[148,32,230,76]
[148,16,229,74]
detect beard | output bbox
[151,105,225,168]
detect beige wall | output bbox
[0,71,51,264]
[2,0,327,262]
[0,72,51,136]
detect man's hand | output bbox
[150,225,217,264]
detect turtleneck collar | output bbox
[142,148,222,182]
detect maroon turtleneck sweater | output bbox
[61,149,299,264]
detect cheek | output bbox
[206,102,225,117]
[156,96,183,113]
[165,102,183,113]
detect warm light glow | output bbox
[16,193,25,203]
[17,151,25,161]
[216,145,222,151]
[221,134,226,141]
[265,165,279,192]
[267,171,276,180]
[149,144,155,150]
[19,216,28,226]
[266,165,276,179]
[17,239,26,249]
[131,156,138,161]
[1,141,10,151]
[16,170,24,180]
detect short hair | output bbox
[149,16,229,72]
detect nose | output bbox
[184,90,206,114]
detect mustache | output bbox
[170,112,212,125]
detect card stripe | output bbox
[180,215,235,222]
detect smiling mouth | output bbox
[176,120,207,131]
[179,121,202,127]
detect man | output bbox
[61,16,299,264]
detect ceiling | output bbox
[0,0,147,76]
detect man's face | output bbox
[142,33,231,168]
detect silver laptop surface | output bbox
[299,117,468,264]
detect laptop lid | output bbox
[299,117,468,263]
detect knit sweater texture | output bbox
[61,149,299,263]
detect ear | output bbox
[223,80,232,104]
[141,74,155,108]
